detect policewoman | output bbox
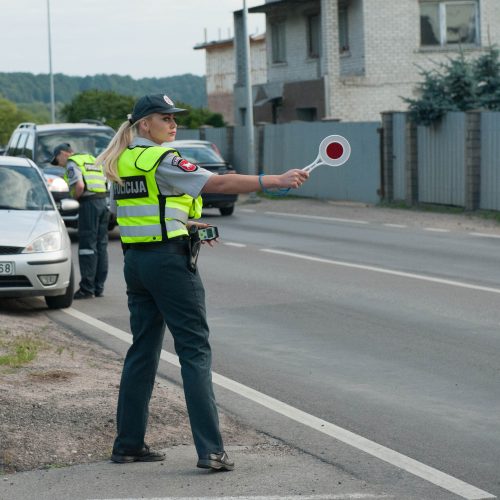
[51,143,109,299]
[97,93,309,471]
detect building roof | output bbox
[249,0,307,14]
[194,33,265,51]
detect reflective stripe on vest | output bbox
[67,154,107,193]
[115,145,203,243]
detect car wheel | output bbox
[45,265,74,309]
[219,205,234,216]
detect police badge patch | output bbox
[176,159,198,172]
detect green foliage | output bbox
[17,102,51,123]
[0,96,38,145]
[61,91,225,130]
[175,102,226,129]
[61,89,135,130]
[0,335,42,368]
[474,47,500,109]
[0,72,207,108]
[405,47,500,125]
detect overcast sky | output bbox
[0,0,266,78]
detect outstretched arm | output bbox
[202,169,309,194]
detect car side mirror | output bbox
[60,198,79,213]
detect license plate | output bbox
[0,262,15,275]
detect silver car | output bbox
[0,156,77,309]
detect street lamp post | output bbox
[47,0,56,123]
[242,0,258,201]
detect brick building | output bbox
[232,0,500,123]
[194,34,266,126]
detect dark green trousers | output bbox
[113,245,223,458]
[77,196,108,295]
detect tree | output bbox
[474,46,500,109]
[61,89,135,130]
[0,96,35,146]
[404,46,500,125]
[174,102,225,129]
[61,91,224,130]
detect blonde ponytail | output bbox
[96,120,137,184]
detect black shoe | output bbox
[73,289,94,300]
[197,451,234,471]
[94,291,103,298]
[111,445,165,464]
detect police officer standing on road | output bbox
[96,93,309,471]
[51,143,109,299]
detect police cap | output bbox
[50,143,73,165]
[129,94,186,124]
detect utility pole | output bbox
[242,0,258,201]
[47,0,56,123]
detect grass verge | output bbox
[0,334,45,368]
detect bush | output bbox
[404,46,500,125]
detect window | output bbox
[338,3,349,53]
[271,20,286,63]
[420,1,479,47]
[6,132,21,156]
[296,108,317,122]
[307,14,321,58]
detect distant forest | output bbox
[0,72,207,108]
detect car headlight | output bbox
[44,175,69,193]
[23,232,62,253]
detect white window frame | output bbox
[420,0,480,47]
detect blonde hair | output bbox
[96,120,139,184]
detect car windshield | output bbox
[174,145,224,164]
[36,130,115,168]
[0,166,54,211]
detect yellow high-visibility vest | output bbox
[114,145,203,243]
[65,154,107,193]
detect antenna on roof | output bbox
[204,28,207,43]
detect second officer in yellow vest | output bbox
[51,143,109,299]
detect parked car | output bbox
[166,140,238,216]
[0,156,78,309]
[5,121,116,229]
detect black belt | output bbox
[124,239,189,255]
[79,193,107,201]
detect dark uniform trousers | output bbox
[78,196,109,295]
[113,245,224,458]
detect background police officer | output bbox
[51,143,109,299]
[96,94,308,471]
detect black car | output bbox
[168,140,238,216]
[5,121,116,228]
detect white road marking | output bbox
[265,211,369,225]
[383,223,407,228]
[223,242,247,248]
[469,232,500,239]
[238,208,257,213]
[260,248,500,296]
[95,495,390,500]
[62,309,495,500]
[423,228,450,233]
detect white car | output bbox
[0,156,78,309]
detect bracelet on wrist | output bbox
[258,174,266,192]
[258,173,290,197]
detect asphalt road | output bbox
[62,204,500,499]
